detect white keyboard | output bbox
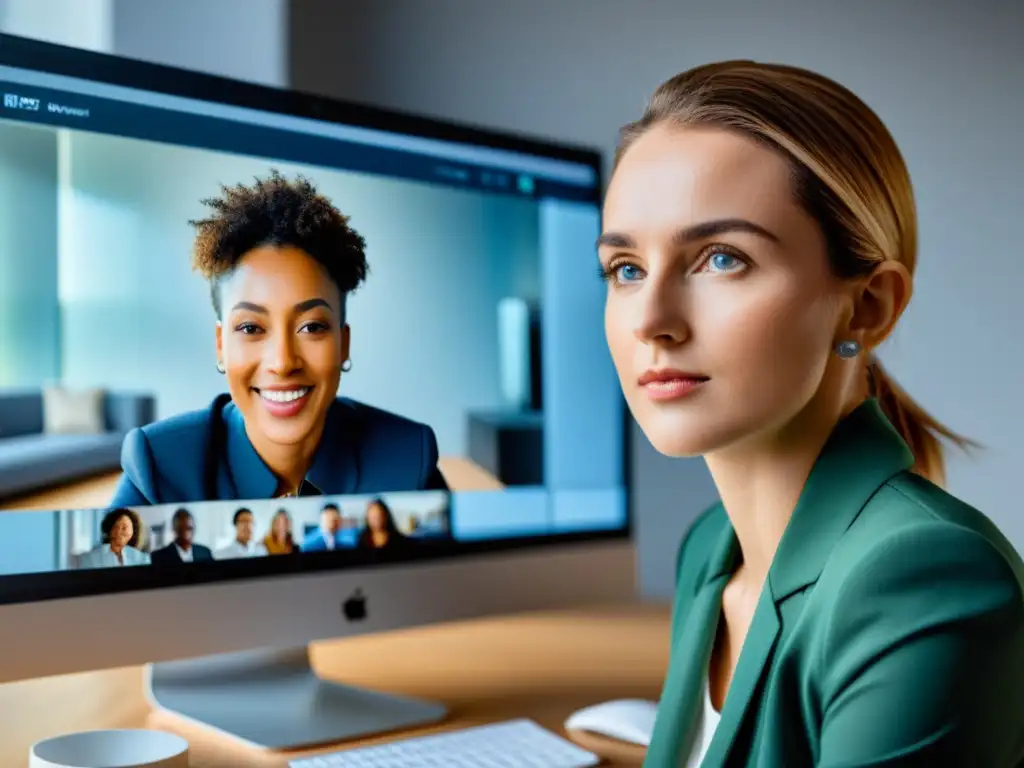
[289,718,601,767]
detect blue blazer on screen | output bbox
[301,530,355,552]
[110,394,448,506]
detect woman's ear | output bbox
[340,323,351,362]
[215,322,224,369]
[848,261,913,349]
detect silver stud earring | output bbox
[834,340,861,359]
[216,361,225,374]
[341,359,353,373]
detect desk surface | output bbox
[0,605,670,767]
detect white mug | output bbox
[30,729,188,768]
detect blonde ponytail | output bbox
[868,357,977,487]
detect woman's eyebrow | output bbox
[230,297,334,314]
[597,217,780,249]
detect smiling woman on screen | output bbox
[599,60,1024,766]
[79,507,150,569]
[110,170,448,506]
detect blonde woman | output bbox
[264,508,296,555]
[600,61,1024,766]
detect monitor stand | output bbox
[144,646,448,750]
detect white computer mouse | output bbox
[564,698,659,747]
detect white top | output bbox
[684,673,722,767]
[174,544,193,562]
[214,540,268,559]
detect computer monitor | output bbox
[0,34,633,749]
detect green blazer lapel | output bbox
[645,526,736,768]
[700,587,781,767]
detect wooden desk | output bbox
[0,605,669,766]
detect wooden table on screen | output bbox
[0,455,504,511]
[0,605,667,766]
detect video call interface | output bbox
[0,63,625,580]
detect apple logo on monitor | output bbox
[342,588,367,621]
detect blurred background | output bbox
[1,0,1020,599]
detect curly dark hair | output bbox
[100,507,142,549]
[189,169,369,320]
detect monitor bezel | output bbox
[0,33,602,183]
[0,33,632,608]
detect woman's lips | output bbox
[642,377,708,402]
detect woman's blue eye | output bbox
[616,264,641,282]
[708,252,742,272]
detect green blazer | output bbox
[646,399,1024,767]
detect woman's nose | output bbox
[265,331,300,374]
[633,277,691,346]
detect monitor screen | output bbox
[0,39,625,604]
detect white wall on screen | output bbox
[0,510,57,574]
[0,121,60,386]
[539,199,622,492]
[450,488,549,541]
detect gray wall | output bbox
[111,0,287,87]
[0,0,113,51]
[290,0,1024,599]
[0,0,285,86]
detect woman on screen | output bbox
[356,498,409,551]
[601,62,1024,766]
[264,508,296,555]
[110,171,448,505]
[79,508,151,569]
